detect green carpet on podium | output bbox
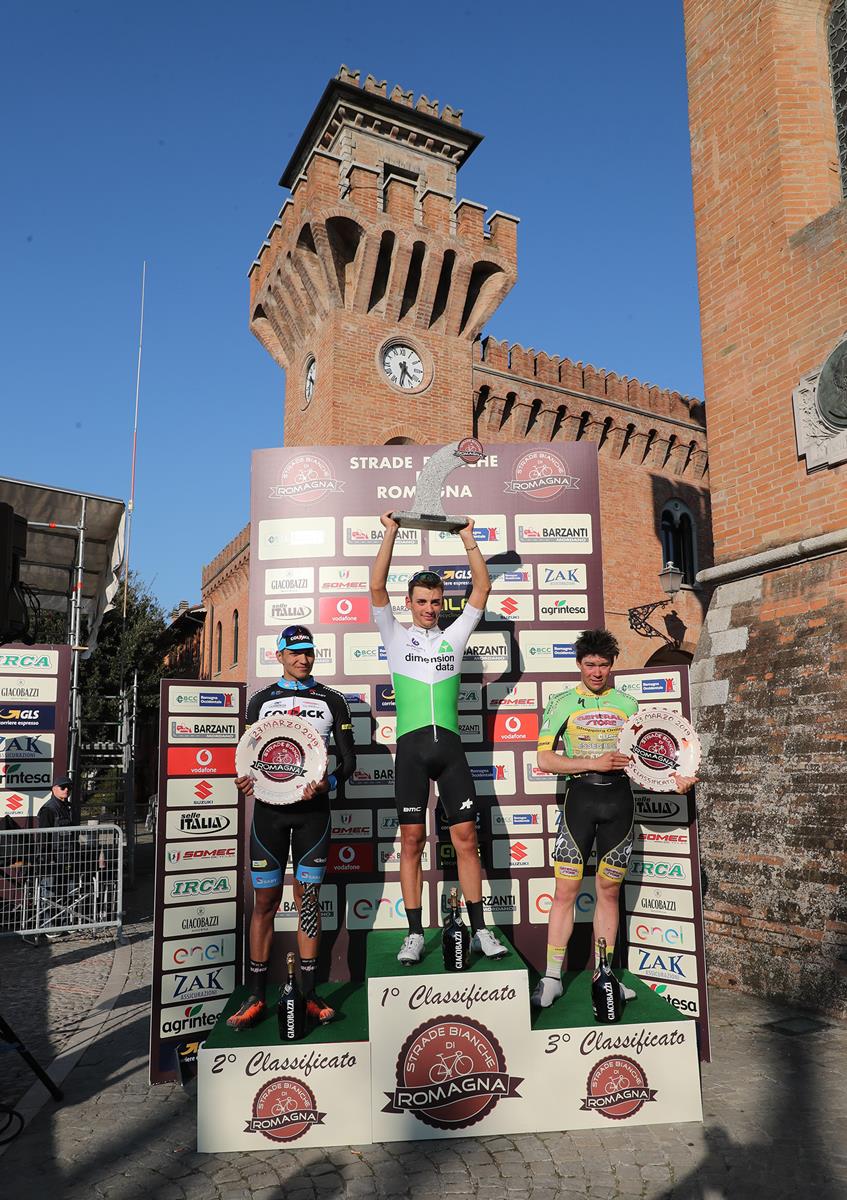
[205,979,369,1050]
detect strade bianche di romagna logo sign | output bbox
[504,449,579,501]
[384,1016,522,1131]
[245,1076,325,1143]
[269,454,344,504]
[631,727,680,773]
[580,1055,657,1120]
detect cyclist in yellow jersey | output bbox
[532,629,698,1008]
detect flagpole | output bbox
[123,260,146,620]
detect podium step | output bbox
[529,969,680,1030]
[205,980,369,1049]
[366,927,523,979]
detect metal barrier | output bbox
[0,824,124,941]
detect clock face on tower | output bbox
[381,341,427,392]
[303,356,316,408]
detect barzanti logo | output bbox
[580,1056,657,1120]
[504,449,579,500]
[269,454,344,503]
[383,1016,522,1130]
[245,1076,326,1142]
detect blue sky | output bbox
[1,2,701,614]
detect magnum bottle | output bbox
[442,887,470,971]
[278,952,307,1040]
[591,937,624,1023]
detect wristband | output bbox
[464,542,480,551]
[328,772,338,792]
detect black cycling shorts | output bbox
[394,728,478,827]
[250,797,331,889]
[552,775,634,884]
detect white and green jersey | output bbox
[372,602,484,738]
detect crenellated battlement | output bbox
[475,336,705,428]
[336,65,463,126]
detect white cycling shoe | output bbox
[397,933,425,965]
[531,975,564,1008]
[471,928,508,959]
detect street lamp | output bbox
[627,562,684,647]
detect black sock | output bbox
[300,955,318,994]
[467,900,485,935]
[248,959,268,1001]
[406,907,424,936]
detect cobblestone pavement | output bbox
[0,926,116,1108]
[1,870,845,1200]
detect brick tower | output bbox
[684,0,847,1013]
[247,67,518,445]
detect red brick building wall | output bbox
[684,0,847,1014]
[200,524,249,683]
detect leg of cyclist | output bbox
[291,806,335,1024]
[228,808,290,1030]
[394,732,431,965]
[593,778,636,1001]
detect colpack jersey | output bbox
[537,685,638,766]
[372,602,483,738]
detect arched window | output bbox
[215,621,222,675]
[232,610,239,665]
[660,500,697,586]
[830,0,847,195]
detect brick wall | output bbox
[685,0,847,1013]
[201,524,249,683]
[691,555,847,1016]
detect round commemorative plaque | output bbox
[235,715,327,805]
[617,707,701,793]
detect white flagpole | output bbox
[123,261,146,620]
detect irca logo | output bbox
[0,654,50,669]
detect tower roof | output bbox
[279,68,483,188]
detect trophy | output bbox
[392,438,485,532]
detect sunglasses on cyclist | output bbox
[407,571,444,592]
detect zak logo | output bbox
[504,449,579,500]
[580,1056,657,1120]
[384,1016,522,1130]
[269,454,344,503]
[245,1076,326,1142]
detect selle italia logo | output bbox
[439,640,453,654]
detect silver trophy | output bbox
[392,438,485,532]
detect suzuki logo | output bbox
[194,780,213,800]
[6,795,24,811]
[500,597,518,616]
[511,842,528,862]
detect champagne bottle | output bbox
[441,886,470,972]
[591,937,624,1023]
[278,952,307,1040]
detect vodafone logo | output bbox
[328,842,374,874]
[319,595,369,625]
[488,712,540,744]
[196,749,212,767]
[339,845,355,864]
[337,599,352,616]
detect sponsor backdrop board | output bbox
[0,645,71,822]
[247,446,710,1060]
[248,443,603,988]
[149,679,246,1085]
